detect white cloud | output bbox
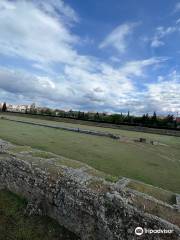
[119,58,165,77]
[151,26,177,48]
[151,39,164,48]
[99,22,139,53]
[174,2,180,13]
[145,71,180,113]
[0,0,81,66]
[0,56,167,112]
[176,18,180,24]
[0,0,178,114]
[0,0,16,10]
[34,0,79,24]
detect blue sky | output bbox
[0,0,180,115]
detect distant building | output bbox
[18,105,30,112]
[6,104,30,113]
[7,104,15,111]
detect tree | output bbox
[29,103,36,114]
[94,112,100,121]
[141,113,149,125]
[164,114,175,128]
[2,102,7,112]
[77,111,81,119]
[125,111,131,123]
[151,111,157,125]
[166,114,174,123]
[25,106,28,114]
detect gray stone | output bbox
[0,140,179,240]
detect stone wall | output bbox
[0,149,180,239]
[1,117,121,140]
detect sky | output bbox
[0,0,180,115]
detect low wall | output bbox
[0,152,179,240]
[2,117,120,140]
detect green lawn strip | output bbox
[1,113,180,147]
[0,118,180,193]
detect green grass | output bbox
[131,193,180,227]
[9,145,32,153]
[127,181,176,204]
[31,151,55,159]
[0,116,180,193]
[2,113,180,145]
[0,190,79,240]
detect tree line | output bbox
[1,102,178,129]
[28,105,178,129]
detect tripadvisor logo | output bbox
[135,227,144,236]
[135,227,174,236]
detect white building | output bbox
[7,104,31,113]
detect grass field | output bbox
[0,190,79,240]
[0,114,180,193]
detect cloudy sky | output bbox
[0,0,180,115]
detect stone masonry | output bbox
[0,141,179,240]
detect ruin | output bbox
[0,140,179,239]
